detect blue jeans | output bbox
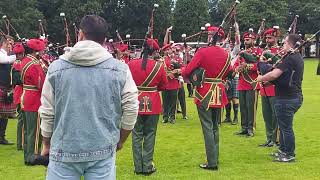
[274,97,303,156]
[46,153,116,180]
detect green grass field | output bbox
[1,59,320,180]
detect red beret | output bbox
[146,38,160,51]
[27,39,46,51]
[243,32,257,40]
[13,43,25,54]
[207,26,225,38]
[162,44,172,51]
[264,27,281,37]
[118,44,128,52]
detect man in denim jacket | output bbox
[39,15,139,179]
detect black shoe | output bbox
[143,167,157,176]
[182,116,188,120]
[199,163,218,171]
[134,171,144,175]
[28,155,49,166]
[169,119,176,124]
[247,131,254,137]
[273,153,295,163]
[234,130,247,135]
[259,140,271,147]
[266,141,275,147]
[231,117,238,125]
[162,119,168,123]
[270,150,285,158]
[0,138,14,145]
[34,155,49,166]
[177,110,182,114]
[222,117,232,123]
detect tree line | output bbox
[0,0,319,45]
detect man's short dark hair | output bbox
[79,15,108,44]
[287,34,302,48]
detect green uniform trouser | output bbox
[132,115,159,173]
[162,89,178,121]
[261,96,277,142]
[16,104,25,150]
[178,85,186,117]
[239,90,259,132]
[197,106,221,167]
[23,111,42,163]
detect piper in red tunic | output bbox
[161,44,181,124]
[12,43,25,150]
[233,31,262,137]
[258,26,284,147]
[129,38,167,174]
[178,26,231,170]
[20,39,46,165]
[118,44,130,64]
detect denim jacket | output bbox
[39,40,138,162]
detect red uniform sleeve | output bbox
[181,49,202,78]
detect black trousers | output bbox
[162,89,178,121]
[178,85,187,117]
[0,118,8,139]
[187,83,193,96]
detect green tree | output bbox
[0,0,44,39]
[116,0,173,44]
[288,0,320,35]
[214,0,288,33]
[172,0,210,42]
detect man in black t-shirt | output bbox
[257,34,304,162]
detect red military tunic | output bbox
[181,46,232,109]
[259,46,283,96]
[12,59,23,105]
[164,56,181,90]
[128,59,168,115]
[120,55,130,64]
[234,47,263,91]
[20,55,46,112]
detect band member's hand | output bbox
[167,26,173,33]
[116,142,124,152]
[172,69,181,74]
[256,75,263,82]
[41,145,50,156]
[168,72,175,79]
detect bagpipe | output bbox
[238,50,259,63]
[2,15,21,40]
[60,13,72,47]
[187,0,240,87]
[288,15,299,34]
[255,19,266,47]
[258,29,320,88]
[208,0,240,47]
